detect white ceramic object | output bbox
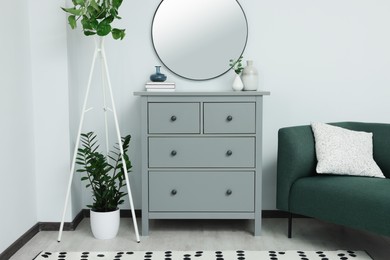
[90,208,120,239]
[242,60,258,91]
[232,73,244,91]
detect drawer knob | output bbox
[226,115,233,121]
[171,150,177,156]
[226,189,233,196]
[226,150,233,156]
[171,189,177,195]
[170,115,177,121]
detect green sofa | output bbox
[276,122,390,238]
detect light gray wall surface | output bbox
[0,0,37,253]
[29,0,73,222]
[70,0,390,210]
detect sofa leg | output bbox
[288,213,292,238]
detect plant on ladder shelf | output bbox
[61,0,126,40]
[58,0,140,242]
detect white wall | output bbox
[0,0,37,253]
[259,0,390,207]
[29,0,76,222]
[67,0,390,209]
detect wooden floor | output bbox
[10,218,390,260]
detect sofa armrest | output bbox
[276,125,317,211]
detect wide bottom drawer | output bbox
[149,171,255,212]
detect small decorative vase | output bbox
[241,60,259,91]
[232,73,244,91]
[150,66,167,82]
[90,208,120,239]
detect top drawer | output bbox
[148,103,200,134]
[203,102,256,134]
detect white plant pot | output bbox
[232,73,244,91]
[90,208,120,239]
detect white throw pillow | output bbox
[311,122,385,178]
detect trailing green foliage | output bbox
[76,132,132,212]
[229,56,244,75]
[62,0,126,40]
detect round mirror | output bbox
[151,0,248,81]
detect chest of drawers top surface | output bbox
[134,91,270,97]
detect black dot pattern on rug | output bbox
[316,251,329,260]
[144,251,153,259]
[215,250,224,260]
[296,251,309,260]
[80,252,89,259]
[114,252,123,258]
[58,252,67,259]
[32,250,368,260]
[337,253,351,260]
[236,250,245,260]
[347,251,357,257]
[164,250,172,260]
[114,251,123,258]
[40,253,50,258]
[268,250,278,260]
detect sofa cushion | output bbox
[311,122,385,178]
[290,175,390,236]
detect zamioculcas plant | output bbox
[62,0,126,40]
[76,132,132,212]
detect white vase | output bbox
[241,60,259,91]
[232,73,244,91]
[90,208,120,239]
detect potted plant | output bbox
[58,0,141,242]
[76,132,131,239]
[61,0,126,40]
[229,55,244,91]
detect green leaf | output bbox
[111,28,125,40]
[84,30,96,36]
[103,15,115,24]
[81,16,93,30]
[76,131,131,211]
[90,19,98,29]
[110,8,119,19]
[75,0,85,5]
[61,7,83,16]
[112,0,123,9]
[97,21,111,36]
[90,0,100,11]
[86,5,98,18]
[96,9,107,20]
[68,15,77,29]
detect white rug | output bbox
[34,250,372,260]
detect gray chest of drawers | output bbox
[134,91,269,236]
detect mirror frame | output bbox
[151,0,248,81]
